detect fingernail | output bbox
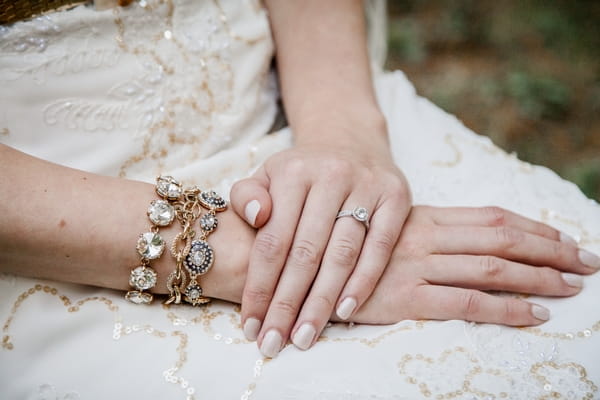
[578,249,600,270]
[561,273,583,288]
[260,330,282,358]
[292,323,316,351]
[559,232,578,246]
[336,297,357,320]
[243,318,261,341]
[244,200,261,226]
[532,304,550,321]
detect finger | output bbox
[256,187,346,357]
[241,176,307,342]
[230,166,272,228]
[422,254,583,296]
[290,203,370,351]
[335,196,410,321]
[432,225,599,274]
[411,285,550,326]
[426,206,574,244]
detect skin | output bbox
[231,0,412,359]
[1,143,597,358]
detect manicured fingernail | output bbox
[243,318,261,341]
[292,323,316,350]
[336,297,357,320]
[559,232,578,246]
[561,273,583,288]
[244,200,260,226]
[260,330,282,358]
[532,304,550,321]
[578,249,600,270]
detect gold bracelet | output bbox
[125,182,177,305]
[158,176,227,306]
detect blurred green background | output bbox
[385,0,600,201]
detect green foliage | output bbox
[505,71,571,120]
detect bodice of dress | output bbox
[0,0,277,188]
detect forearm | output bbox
[0,144,253,303]
[265,0,386,143]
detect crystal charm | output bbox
[129,266,158,290]
[352,207,369,221]
[136,232,165,259]
[147,199,175,226]
[125,291,153,304]
[156,175,182,200]
[184,283,210,306]
[198,190,227,211]
[200,213,217,232]
[184,240,214,275]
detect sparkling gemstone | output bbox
[353,207,369,221]
[136,232,165,259]
[200,213,217,232]
[125,291,153,304]
[185,284,202,300]
[129,266,157,290]
[184,240,214,275]
[156,175,182,200]
[147,199,175,226]
[198,190,227,211]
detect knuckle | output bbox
[329,238,360,267]
[481,256,504,279]
[326,159,353,179]
[502,300,520,322]
[484,206,506,226]
[244,286,272,307]
[254,232,285,263]
[289,239,321,269]
[273,298,299,318]
[370,231,397,255]
[284,158,306,177]
[312,294,336,310]
[495,226,523,249]
[460,291,482,320]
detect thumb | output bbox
[230,166,272,228]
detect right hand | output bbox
[345,206,599,325]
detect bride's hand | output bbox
[230,118,411,357]
[347,206,599,326]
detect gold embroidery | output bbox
[318,320,426,348]
[0,127,9,136]
[432,134,462,168]
[530,361,597,399]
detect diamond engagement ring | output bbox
[336,206,370,230]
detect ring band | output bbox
[336,206,370,230]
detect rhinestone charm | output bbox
[129,266,158,291]
[184,283,210,306]
[147,199,175,226]
[136,232,165,259]
[156,175,182,200]
[198,190,227,211]
[125,291,153,305]
[184,240,214,275]
[200,213,217,232]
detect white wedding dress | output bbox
[1,1,599,399]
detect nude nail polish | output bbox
[292,324,316,351]
[243,318,261,341]
[336,297,357,320]
[532,304,550,321]
[561,273,583,288]
[559,231,578,246]
[578,249,600,270]
[260,330,282,358]
[244,200,260,226]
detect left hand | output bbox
[230,118,411,357]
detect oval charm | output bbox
[198,190,227,211]
[184,240,214,275]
